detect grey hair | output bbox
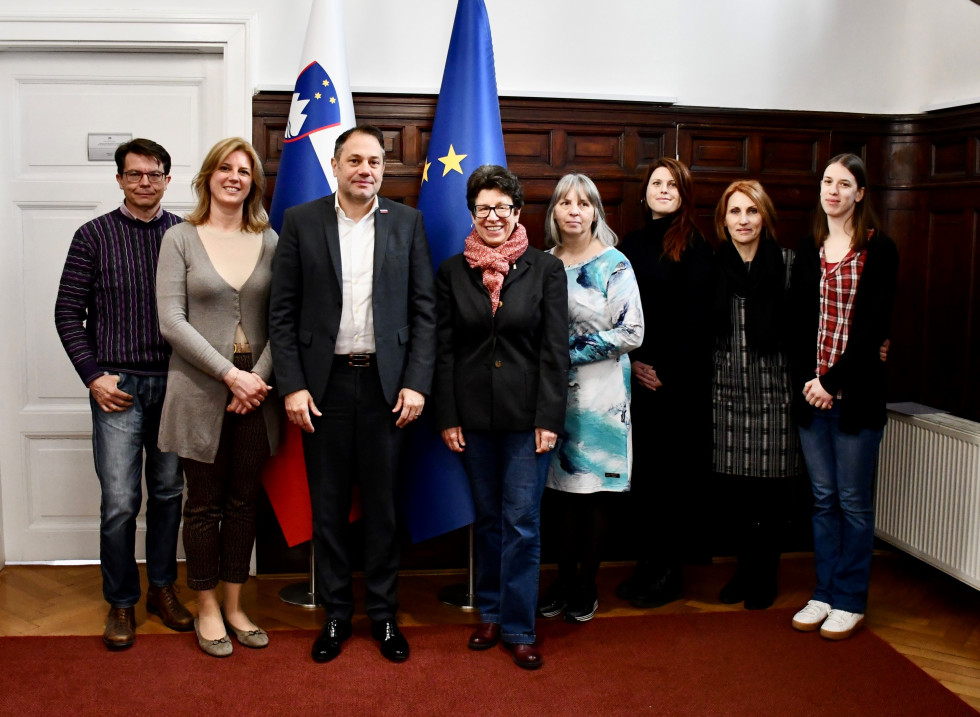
[544,172,618,248]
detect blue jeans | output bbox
[90,373,183,607]
[462,430,551,644]
[798,404,883,613]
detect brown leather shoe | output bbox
[146,584,194,632]
[504,641,543,670]
[103,606,135,650]
[467,622,500,650]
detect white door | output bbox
[0,49,225,562]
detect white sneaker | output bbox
[819,609,864,640]
[791,600,831,632]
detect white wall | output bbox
[6,0,980,114]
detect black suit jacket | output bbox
[269,194,436,406]
[433,247,569,434]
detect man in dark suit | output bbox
[269,125,436,664]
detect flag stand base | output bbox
[438,523,477,610]
[279,544,321,608]
[438,582,477,610]
[279,581,320,608]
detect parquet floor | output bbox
[1,550,978,711]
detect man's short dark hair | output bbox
[114,138,172,176]
[333,124,386,161]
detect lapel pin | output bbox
[379,209,389,214]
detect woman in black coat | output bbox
[434,165,569,670]
[616,157,713,607]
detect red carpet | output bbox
[0,610,974,716]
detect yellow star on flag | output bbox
[329,97,336,104]
[422,160,432,183]
[314,92,322,100]
[322,79,331,87]
[438,145,467,177]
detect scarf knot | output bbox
[463,224,529,315]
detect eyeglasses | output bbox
[473,204,517,219]
[121,170,167,185]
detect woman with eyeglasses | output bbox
[788,154,898,640]
[156,137,280,657]
[434,165,569,670]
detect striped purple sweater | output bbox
[55,208,183,386]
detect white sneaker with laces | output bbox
[791,600,831,632]
[819,609,864,640]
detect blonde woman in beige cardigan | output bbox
[157,138,280,657]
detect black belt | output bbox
[334,353,375,368]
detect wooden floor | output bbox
[1,549,978,711]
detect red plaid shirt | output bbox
[815,246,866,382]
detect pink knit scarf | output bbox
[463,223,529,315]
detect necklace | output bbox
[557,237,601,266]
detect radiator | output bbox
[875,403,980,591]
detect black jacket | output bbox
[268,194,437,405]
[788,232,899,433]
[433,247,569,434]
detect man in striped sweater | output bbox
[55,138,193,649]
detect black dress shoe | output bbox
[631,567,683,608]
[616,562,655,601]
[371,618,409,662]
[312,618,352,663]
[718,574,745,604]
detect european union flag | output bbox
[417,0,508,270]
[403,0,506,543]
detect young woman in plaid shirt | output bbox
[788,154,899,641]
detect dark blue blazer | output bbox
[269,194,437,405]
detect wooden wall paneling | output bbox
[924,208,975,416]
[249,92,980,572]
[971,209,980,418]
[678,125,749,173]
[250,92,980,420]
[880,192,927,409]
[504,128,554,169]
[931,134,970,179]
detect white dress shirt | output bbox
[334,197,378,354]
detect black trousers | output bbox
[626,379,712,570]
[303,359,404,622]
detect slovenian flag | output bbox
[262,0,356,547]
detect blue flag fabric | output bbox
[403,0,506,543]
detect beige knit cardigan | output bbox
[156,221,281,462]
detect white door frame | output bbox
[0,13,254,566]
[0,13,253,136]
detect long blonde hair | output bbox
[186,137,270,233]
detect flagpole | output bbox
[437,525,477,610]
[412,0,507,612]
[278,542,320,608]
